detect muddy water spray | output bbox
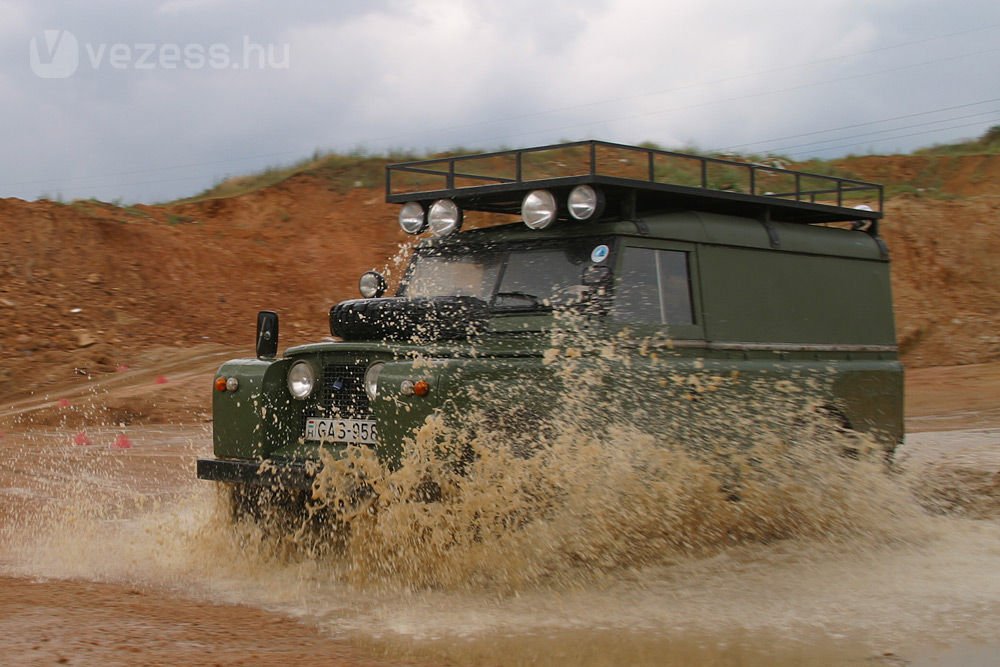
[249,319,925,591]
[2,326,999,663]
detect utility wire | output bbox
[8,25,1000,200]
[469,46,1000,148]
[789,117,1000,158]
[48,115,1000,200]
[6,24,998,191]
[715,98,1000,153]
[359,22,1000,147]
[748,109,1000,156]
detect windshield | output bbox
[403,244,595,310]
[405,254,502,300]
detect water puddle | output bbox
[1,420,999,665]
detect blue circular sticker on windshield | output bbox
[590,244,610,263]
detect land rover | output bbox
[197,141,902,507]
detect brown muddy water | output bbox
[0,424,999,666]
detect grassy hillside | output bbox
[917,125,1000,156]
[175,150,419,203]
[173,126,1000,206]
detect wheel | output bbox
[227,483,309,529]
[225,483,351,552]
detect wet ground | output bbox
[0,365,998,666]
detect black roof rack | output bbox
[385,140,883,226]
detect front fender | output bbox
[212,358,302,459]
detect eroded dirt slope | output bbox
[0,177,409,405]
[881,195,1000,366]
[1,154,998,410]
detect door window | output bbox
[613,247,694,326]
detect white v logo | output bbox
[29,29,80,79]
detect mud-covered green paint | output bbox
[211,357,302,459]
[202,172,903,487]
[210,337,901,471]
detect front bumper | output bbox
[196,458,314,490]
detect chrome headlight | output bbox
[428,199,462,237]
[398,201,426,234]
[287,360,316,399]
[521,189,557,229]
[568,184,604,221]
[364,362,385,401]
[359,270,388,299]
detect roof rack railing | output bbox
[386,139,883,215]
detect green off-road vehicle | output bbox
[197,141,902,504]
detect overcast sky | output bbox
[2,0,999,203]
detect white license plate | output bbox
[304,418,378,444]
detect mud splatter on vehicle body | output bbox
[197,141,901,510]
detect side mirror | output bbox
[256,310,279,359]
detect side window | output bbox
[657,250,694,326]
[612,248,660,323]
[612,247,694,326]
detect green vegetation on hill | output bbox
[171,126,1000,205]
[917,125,1000,156]
[177,149,419,203]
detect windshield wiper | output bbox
[492,291,546,310]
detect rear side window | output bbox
[613,247,694,326]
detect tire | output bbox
[226,484,351,551]
[227,484,308,529]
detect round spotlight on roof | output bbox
[428,199,462,237]
[521,189,558,229]
[568,184,605,221]
[398,201,426,235]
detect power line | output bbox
[7,24,1000,198]
[788,117,1000,158]
[48,115,1000,200]
[359,22,1000,148]
[468,46,1000,148]
[714,98,1000,153]
[752,109,1000,156]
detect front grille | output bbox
[318,363,371,418]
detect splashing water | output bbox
[267,324,925,592]
[2,329,1000,664]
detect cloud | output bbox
[0,0,28,34]
[0,0,998,202]
[156,0,230,15]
